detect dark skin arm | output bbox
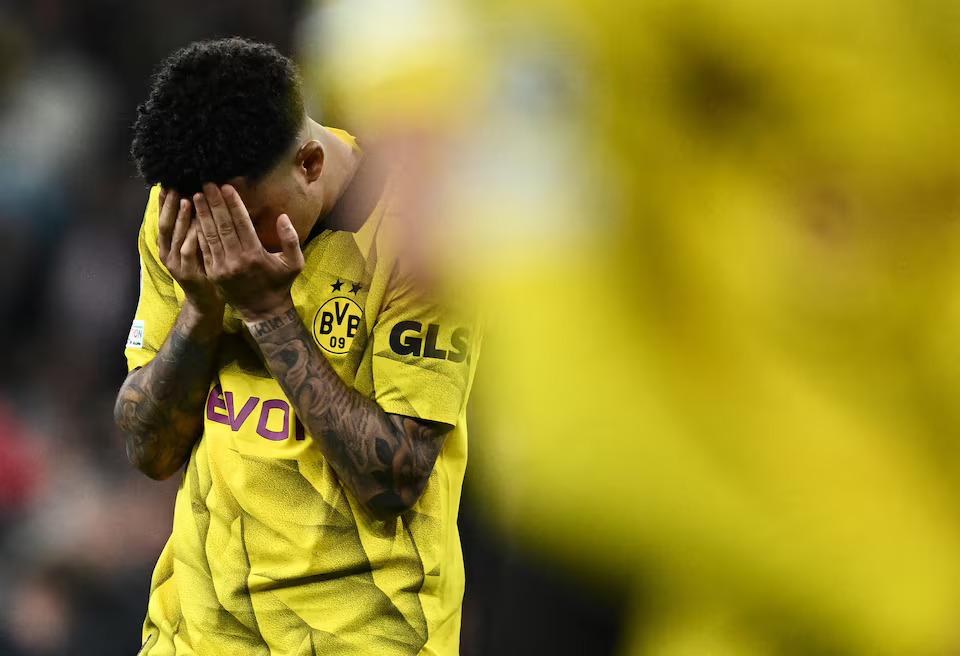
[192,183,450,520]
[115,302,222,479]
[249,306,450,518]
[114,189,225,480]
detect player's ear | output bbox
[296,139,324,183]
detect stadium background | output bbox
[2,0,960,654]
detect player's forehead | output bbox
[235,176,286,222]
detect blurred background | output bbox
[2,0,960,654]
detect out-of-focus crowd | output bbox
[0,2,303,653]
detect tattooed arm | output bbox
[116,188,225,480]
[248,306,450,520]
[187,183,449,519]
[115,302,223,480]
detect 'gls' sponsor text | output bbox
[389,321,470,362]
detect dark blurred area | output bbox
[0,2,623,654]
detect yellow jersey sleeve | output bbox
[371,273,480,426]
[124,185,182,372]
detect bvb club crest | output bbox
[313,281,365,354]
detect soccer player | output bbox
[114,38,479,656]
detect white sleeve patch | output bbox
[127,319,145,349]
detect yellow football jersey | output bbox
[124,132,480,656]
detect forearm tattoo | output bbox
[249,311,448,518]
[249,307,298,337]
[115,313,220,479]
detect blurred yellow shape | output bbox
[307,0,960,652]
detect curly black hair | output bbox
[131,37,305,196]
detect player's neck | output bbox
[308,138,388,238]
[312,122,362,211]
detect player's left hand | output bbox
[193,183,304,321]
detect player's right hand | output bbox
[158,188,225,315]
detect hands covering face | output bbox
[158,183,305,321]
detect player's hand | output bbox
[192,183,305,321]
[157,188,225,315]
